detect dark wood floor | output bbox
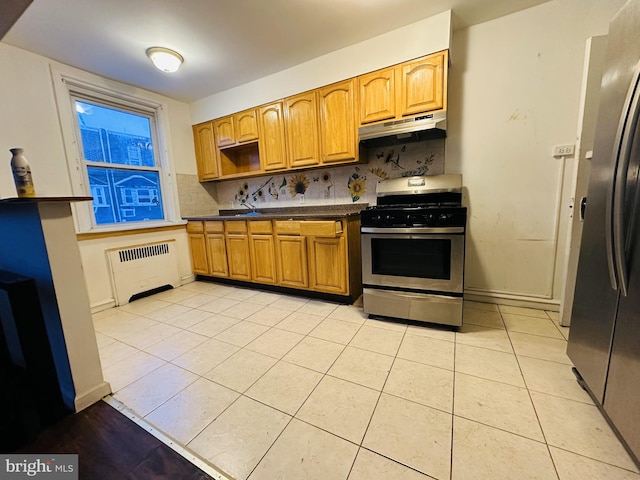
[14,400,215,480]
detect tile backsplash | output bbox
[177,174,219,217]
[216,138,445,210]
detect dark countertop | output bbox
[184,204,367,221]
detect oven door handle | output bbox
[361,226,465,234]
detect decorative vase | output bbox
[9,148,35,198]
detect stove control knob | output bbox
[439,213,450,221]
[407,214,419,225]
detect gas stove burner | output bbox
[361,204,467,228]
[364,174,467,228]
[369,202,463,210]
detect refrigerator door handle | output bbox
[610,65,640,296]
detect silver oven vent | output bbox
[359,111,446,145]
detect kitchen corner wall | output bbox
[191,0,626,308]
[446,0,625,306]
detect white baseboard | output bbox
[90,298,117,314]
[464,288,560,312]
[74,381,112,412]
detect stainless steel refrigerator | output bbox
[568,0,640,464]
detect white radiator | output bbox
[107,240,180,305]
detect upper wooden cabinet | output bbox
[285,92,320,168]
[358,67,396,125]
[214,109,258,148]
[213,116,234,148]
[318,79,357,165]
[192,121,219,181]
[258,101,288,171]
[358,50,447,125]
[194,49,448,181]
[400,52,446,116]
[235,110,259,143]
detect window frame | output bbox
[51,64,180,233]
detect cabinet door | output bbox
[308,236,347,294]
[226,234,252,280]
[188,233,209,275]
[250,234,277,284]
[358,67,396,125]
[258,102,288,171]
[400,51,446,116]
[214,116,235,148]
[206,233,229,277]
[193,122,219,181]
[285,92,320,168]
[234,109,259,143]
[276,235,308,288]
[318,80,357,164]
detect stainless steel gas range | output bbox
[360,174,467,327]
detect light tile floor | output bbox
[93,281,640,480]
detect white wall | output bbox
[447,0,625,306]
[0,43,203,310]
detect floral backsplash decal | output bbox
[218,138,445,208]
[348,169,366,202]
[288,172,310,197]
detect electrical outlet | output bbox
[300,194,305,204]
[553,144,575,157]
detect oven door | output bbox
[361,227,465,294]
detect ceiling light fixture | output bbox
[146,47,184,73]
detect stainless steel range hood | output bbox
[358,110,446,147]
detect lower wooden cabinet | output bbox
[187,222,209,275]
[206,233,229,277]
[186,217,361,299]
[308,236,347,294]
[204,221,228,278]
[275,235,309,288]
[188,233,209,275]
[226,235,251,280]
[248,220,277,284]
[225,221,251,281]
[250,235,277,284]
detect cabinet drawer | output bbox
[204,221,224,233]
[274,220,301,235]
[300,220,343,237]
[249,220,273,234]
[186,221,204,233]
[225,220,248,233]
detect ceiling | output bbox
[2,0,549,103]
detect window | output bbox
[73,98,165,226]
[52,65,178,233]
